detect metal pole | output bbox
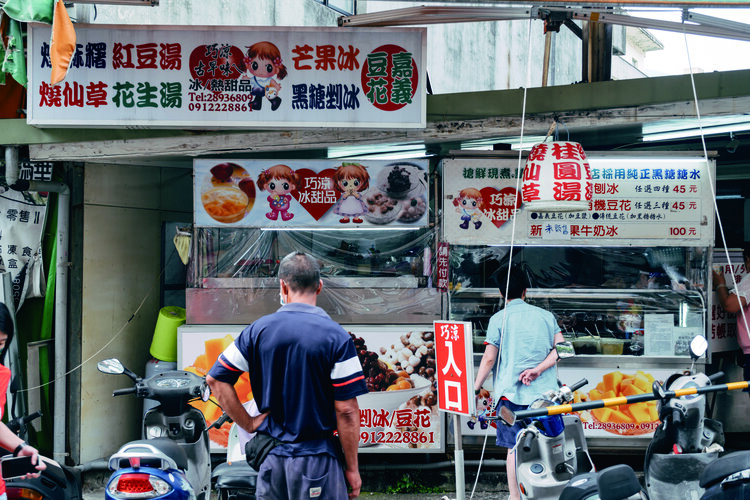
[453,413,465,500]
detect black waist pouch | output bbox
[245,433,282,472]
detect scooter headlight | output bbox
[109,473,172,499]
[146,425,166,439]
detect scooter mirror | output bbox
[201,383,211,402]
[689,335,708,360]
[97,358,125,375]
[555,341,575,359]
[499,405,516,426]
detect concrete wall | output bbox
[79,163,191,462]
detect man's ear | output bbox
[316,279,323,295]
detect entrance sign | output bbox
[27,24,426,129]
[434,321,474,416]
[442,155,715,246]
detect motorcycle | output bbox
[97,358,223,500]
[644,335,725,500]
[211,422,257,500]
[4,377,82,500]
[699,449,750,499]
[495,342,596,500]
[560,463,646,500]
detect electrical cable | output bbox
[469,11,535,500]
[681,22,750,349]
[16,245,178,394]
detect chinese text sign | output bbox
[434,321,474,416]
[28,24,426,129]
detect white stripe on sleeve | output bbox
[223,342,249,373]
[331,356,363,381]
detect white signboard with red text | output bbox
[193,159,429,229]
[434,321,475,416]
[442,155,715,246]
[27,24,426,129]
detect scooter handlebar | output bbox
[112,387,137,397]
[521,432,535,453]
[567,378,588,392]
[708,371,725,383]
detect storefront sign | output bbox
[179,324,444,453]
[460,363,677,442]
[348,325,444,453]
[442,155,715,246]
[712,251,746,353]
[436,242,450,291]
[27,24,426,129]
[193,159,429,229]
[434,321,474,416]
[0,180,48,311]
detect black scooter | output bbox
[4,378,82,500]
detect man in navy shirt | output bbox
[207,251,367,499]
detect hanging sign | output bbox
[0,181,48,311]
[442,155,715,246]
[712,251,746,353]
[433,321,474,417]
[193,159,429,229]
[436,242,450,292]
[26,24,426,129]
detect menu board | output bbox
[442,155,715,246]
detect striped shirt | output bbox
[208,302,367,456]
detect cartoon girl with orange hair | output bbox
[455,187,485,230]
[243,41,288,111]
[332,162,370,224]
[257,164,300,221]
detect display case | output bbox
[449,287,706,360]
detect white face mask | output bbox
[279,293,286,306]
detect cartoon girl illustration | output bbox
[454,188,485,230]
[332,162,370,224]
[243,41,287,111]
[257,164,300,221]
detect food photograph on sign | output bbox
[194,159,429,229]
[442,156,714,246]
[347,325,444,452]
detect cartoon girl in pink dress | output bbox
[332,162,370,224]
[257,164,300,221]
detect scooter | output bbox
[560,463,647,500]
[644,335,725,500]
[492,342,595,500]
[211,423,257,500]
[97,358,222,500]
[699,449,750,499]
[4,377,82,500]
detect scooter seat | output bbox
[700,450,750,489]
[212,461,258,489]
[126,439,189,471]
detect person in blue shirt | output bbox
[473,265,563,500]
[207,251,367,499]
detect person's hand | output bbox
[519,367,541,386]
[345,468,361,498]
[18,444,46,478]
[712,269,726,291]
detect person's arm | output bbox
[474,344,498,392]
[713,269,746,313]
[334,397,361,499]
[206,375,268,435]
[0,423,46,476]
[519,331,565,386]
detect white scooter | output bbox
[496,342,596,500]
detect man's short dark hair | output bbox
[499,265,528,300]
[278,252,320,294]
